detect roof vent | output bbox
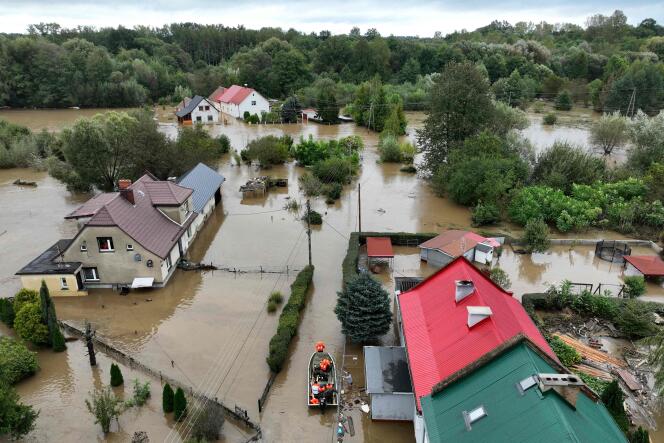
[467,306,492,328]
[537,373,585,409]
[455,280,475,303]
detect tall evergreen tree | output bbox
[173,387,187,421]
[316,89,339,123]
[601,380,629,431]
[162,384,174,413]
[334,273,392,343]
[110,363,124,387]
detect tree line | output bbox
[1,11,663,114]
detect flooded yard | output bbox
[0,108,658,441]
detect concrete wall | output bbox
[63,226,166,287]
[20,274,87,297]
[370,393,415,421]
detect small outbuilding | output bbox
[366,237,394,268]
[364,346,414,421]
[624,255,664,278]
[419,230,500,268]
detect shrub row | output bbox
[266,266,315,373]
[0,337,39,385]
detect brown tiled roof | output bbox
[70,174,196,259]
[419,230,479,257]
[143,180,192,206]
[65,192,119,219]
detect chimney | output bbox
[467,306,492,328]
[118,179,134,205]
[455,280,475,303]
[537,373,585,409]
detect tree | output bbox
[316,88,339,123]
[191,404,225,441]
[554,90,572,111]
[173,387,187,421]
[39,280,66,352]
[12,289,39,314]
[590,112,628,156]
[489,267,511,290]
[243,135,290,167]
[14,303,49,345]
[85,386,124,434]
[522,218,550,253]
[281,96,301,123]
[605,61,664,116]
[378,135,402,162]
[162,383,174,413]
[623,276,646,298]
[334,273,391,343]
[0,382,38,440]
[0,337,39,385]
[601,380,629,432]
[628,427,650,443]
[0,298,15,327]
[417,62,494,174]
[110,363,124,387]
[627,111,664,172]
[532,142,606,193]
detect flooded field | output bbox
[0,108,658,441]
[0,108,138,132]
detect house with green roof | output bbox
[421,335,627,443]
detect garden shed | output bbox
[624,255,664,278]
[364,346,414,421]
[366,237,394,268]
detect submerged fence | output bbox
[179,260,301,275]
[58,320,261,438]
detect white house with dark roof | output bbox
[16,171,222,296]
[175,95,220,124]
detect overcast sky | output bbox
[1,1,663,36]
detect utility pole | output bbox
[306,199,312,267]
[357,183,362,235]
[85,321,97,366]
[626,88,636,118]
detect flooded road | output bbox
[0,108,658,442]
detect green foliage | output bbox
[522,218,550,253]
[623,276,646,298]
[628,427,650,443]
[489,267,511,290]
[574,371,609,396]
[302,209,322,225]
[267,300,278,313]
[472,201,501,226]
[0,298,15,327]
[110,363,124,387]
[543,112,557,125]
[298,173,323,197]
[350,77,406,133]
[548,335,582,367]
[317,87,339,123]
[334,273,392,343]
[0,337,39,385]
[590,112,628,155]
[532,142,606,193]
[243,135,290,167]
[125,379,151,407]
[162,383,174,413]
[269,291,284,304]
[40,280,66,352]
[322,182,343,201]
[627,111,664,172]
[312,157,356,184]
[14,303,49,345]
[174,387,187,421]
[190,404,225,442]
[605,60,664,116]
[378,135,403,162]
[601,381,629,432]
[266,266,314,372]
[13,289,39,314]
[616,300,657,339]
[85,385,124,434]
[554,90,573,110]
[292,135,362,168]
[0,382,38,440]
[281,96,301,123]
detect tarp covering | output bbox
[131,277,154,288]
[367,237,394,258]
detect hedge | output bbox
[266,265,315,373]
[0,337,39,384]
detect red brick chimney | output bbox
[118,179,134,204]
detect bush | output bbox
[312,157,356,184]
[174,387,187,421]
[298,173,323,197]
[335,273,392,343]
[548,335,581,367]
[266,266,314,372]
[215,134,231,154]
[269,291,284,304]
[0,382,38,439]
[601,380,629,432]
[0,298,15,327]
[378,135,402,163]
[532,101,546,113]
[623,276,646,298]
[85,386,124,434]
[191,404,225,442]
[543,112,557,125]
[126,379,151,407]
[243,111,250,120]
[267,300,278,313]
[110,363,124,387]
[532,142,606,193]
[162,383,174,413]
[400,142,417,164]
[14,303,49,345]
[616,300,657,339]
[13,289,38,314]
[522,218,550,253]
[471,201,500,226]
[243,135,290,167]
[575,371,609,396]
[628,427,650,443]
[0,337,39,384]
[489,267,511,290]
[554,90,573,111]
[302,209,322,225]
[321,182,342,201]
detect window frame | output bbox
[251,100,256,106]
[207,115,213,121]
[196,115,202,122]
[165,254,173,270]
[126,244,134,251]
[60,277,69,289]
[198,105,204,111]
[82,267,100,282]
[97,237,114,252]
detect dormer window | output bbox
[467,306,492,328]
[455,280,474,303]
[463,405,487,430]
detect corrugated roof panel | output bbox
[177,163,225,213]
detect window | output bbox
[207,115,213,121]
[166,255,173,270]
[60,277,69,289]
[82,267,100,281]
[97,237,114,252]
[126,244,134,251]
[196,116,202,122]
[80,242,87,252]
[205,105,210,111]
[251,100,256,106]
[198,106,203,111]
[463,405,487,430]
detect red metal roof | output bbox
[208,86,226,102]
[398,256,555,411]
[218,85,255,105]
[366,237,394,258]
[419,230,495,257]
[624,255,664,277]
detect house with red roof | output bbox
[210,84,269,120]
[396,256,557,442]
[16,170,222,296]
[419,230,501,268]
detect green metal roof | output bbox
[421,341,627,443]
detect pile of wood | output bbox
[553,333,626,368]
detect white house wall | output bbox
[238,92,270,119]
[190,101,220,124]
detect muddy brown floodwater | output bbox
[0,109,659,442]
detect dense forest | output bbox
[0,11,663,114]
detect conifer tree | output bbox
[173,387,187,421]
[162,384,174,413]
[110,363,124,387]
[334,272,392,343]
[601,380,629,431]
